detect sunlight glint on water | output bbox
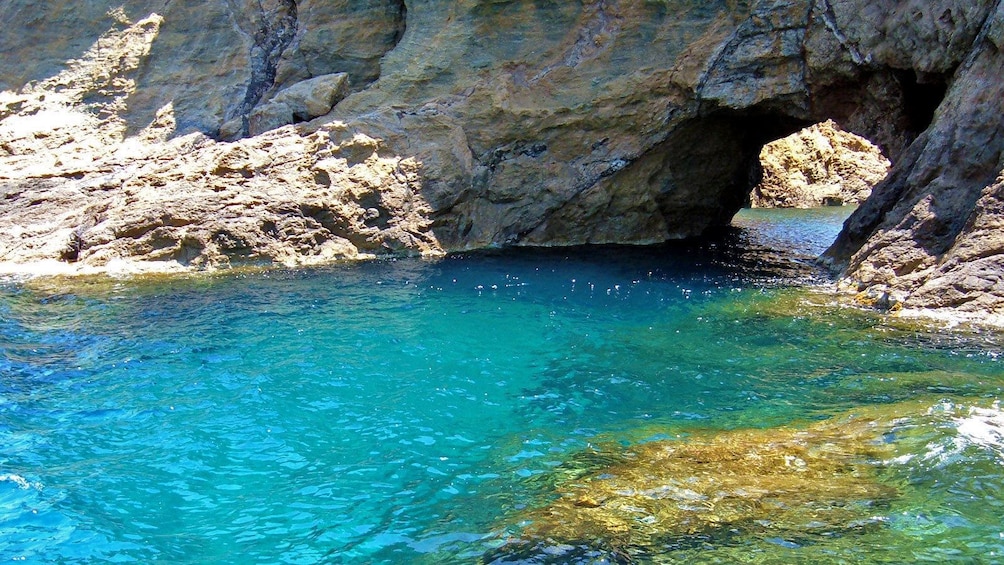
[0,208,1002,563]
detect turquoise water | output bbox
[1,208,1002,563]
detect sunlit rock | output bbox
[0,0,1000,321]
[751,120,891,208]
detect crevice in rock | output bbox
[60,228,86,263]
[510,154,640,244]
[234,0,299,137]
[299,203,376,251]
[694,27,742,103]
[530,0,619,83]
[817,0,869,65]
[894,69,949,139]
[392,0,408,48]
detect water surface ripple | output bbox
[0,209,1001,563]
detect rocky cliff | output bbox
[0,1,1002,316]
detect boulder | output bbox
[248,72,349,136]
[751,120,890,208]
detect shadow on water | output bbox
[454,221,829,289]
[3,207,1003,564]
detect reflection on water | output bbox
[730,206,855,257]
[0,208,1001,563]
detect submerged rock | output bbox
[489,398,997,562]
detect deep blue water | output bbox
[1,208,1002,563]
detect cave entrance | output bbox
[727,120,893,258]
[723,69,948,261]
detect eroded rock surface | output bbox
[751,120,890,208]
[1,125,437,275]
[0,1,1001,318]
[825,4,1004,315]
[488,398,998,562]
[0,9,432,275]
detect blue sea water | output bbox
[1,208,1002,563]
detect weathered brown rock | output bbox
[246,72,349,137]
[0,1,1001,319]
[0,124,439,275]
[824,3,1004,315]
[909,174,1004,311]
[751,120,890,208]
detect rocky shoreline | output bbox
[1,1,1002,322]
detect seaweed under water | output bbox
[0,209,1001,563]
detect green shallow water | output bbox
[0,208,1002,563]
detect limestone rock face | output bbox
[905,174,1004,312]
[0,0,1001,318]
[0,125,438,275]
[0,1,403,137]
[751,120,890,208]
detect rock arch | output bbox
[329,1,979,250]
[325,0,1000,314]
[0,0,1001,313]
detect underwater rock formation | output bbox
[0,1,1001,316]
[487,398,999,562]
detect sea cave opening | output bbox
[722,119,894,260]
[723,69,949,263]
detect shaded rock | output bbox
[270,0,406,94]
[893,174,1004,312]
[248,72,349,136]
[751,120,891,208]
[825,5,1004,316]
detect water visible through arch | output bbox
[733,120,893,259]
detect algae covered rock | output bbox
[489,398,1000,562]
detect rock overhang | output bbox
[0,0,1001,316]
